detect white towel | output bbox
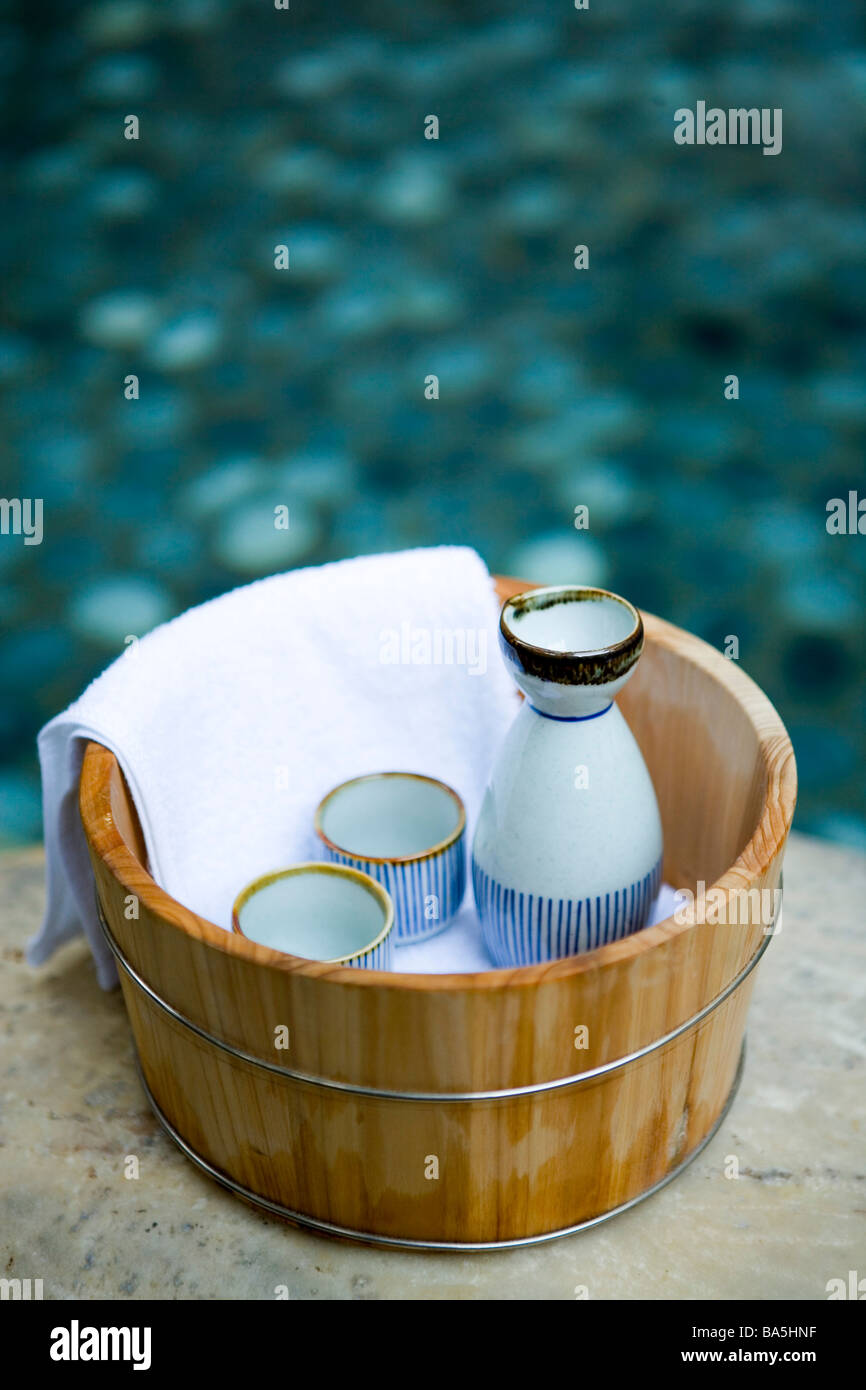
[28,547,519,988]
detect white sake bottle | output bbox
[472,585,663,966]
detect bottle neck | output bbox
[527,700,613,723]
[514,668,629,718]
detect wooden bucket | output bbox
[79,577,796,1249]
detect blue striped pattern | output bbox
[349,933,392,971]
[472,856,663,967]
[323,839,466,944]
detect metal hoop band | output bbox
[136,1041,746,1251]
[97,887,778,1103]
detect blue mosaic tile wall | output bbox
[1,0,864,847]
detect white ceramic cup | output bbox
[232,862,394,969]
[314,772,467,944]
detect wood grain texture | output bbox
[79,576,797,1244]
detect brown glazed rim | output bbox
[500,585,644,686]
[232,861,394,964]
[314,771,466,866]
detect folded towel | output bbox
[28,546,518,987]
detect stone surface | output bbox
[0,831,863,1300]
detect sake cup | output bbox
[314,772,467,943]
[232,862,394,969]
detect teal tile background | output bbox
[1,0,864,845]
